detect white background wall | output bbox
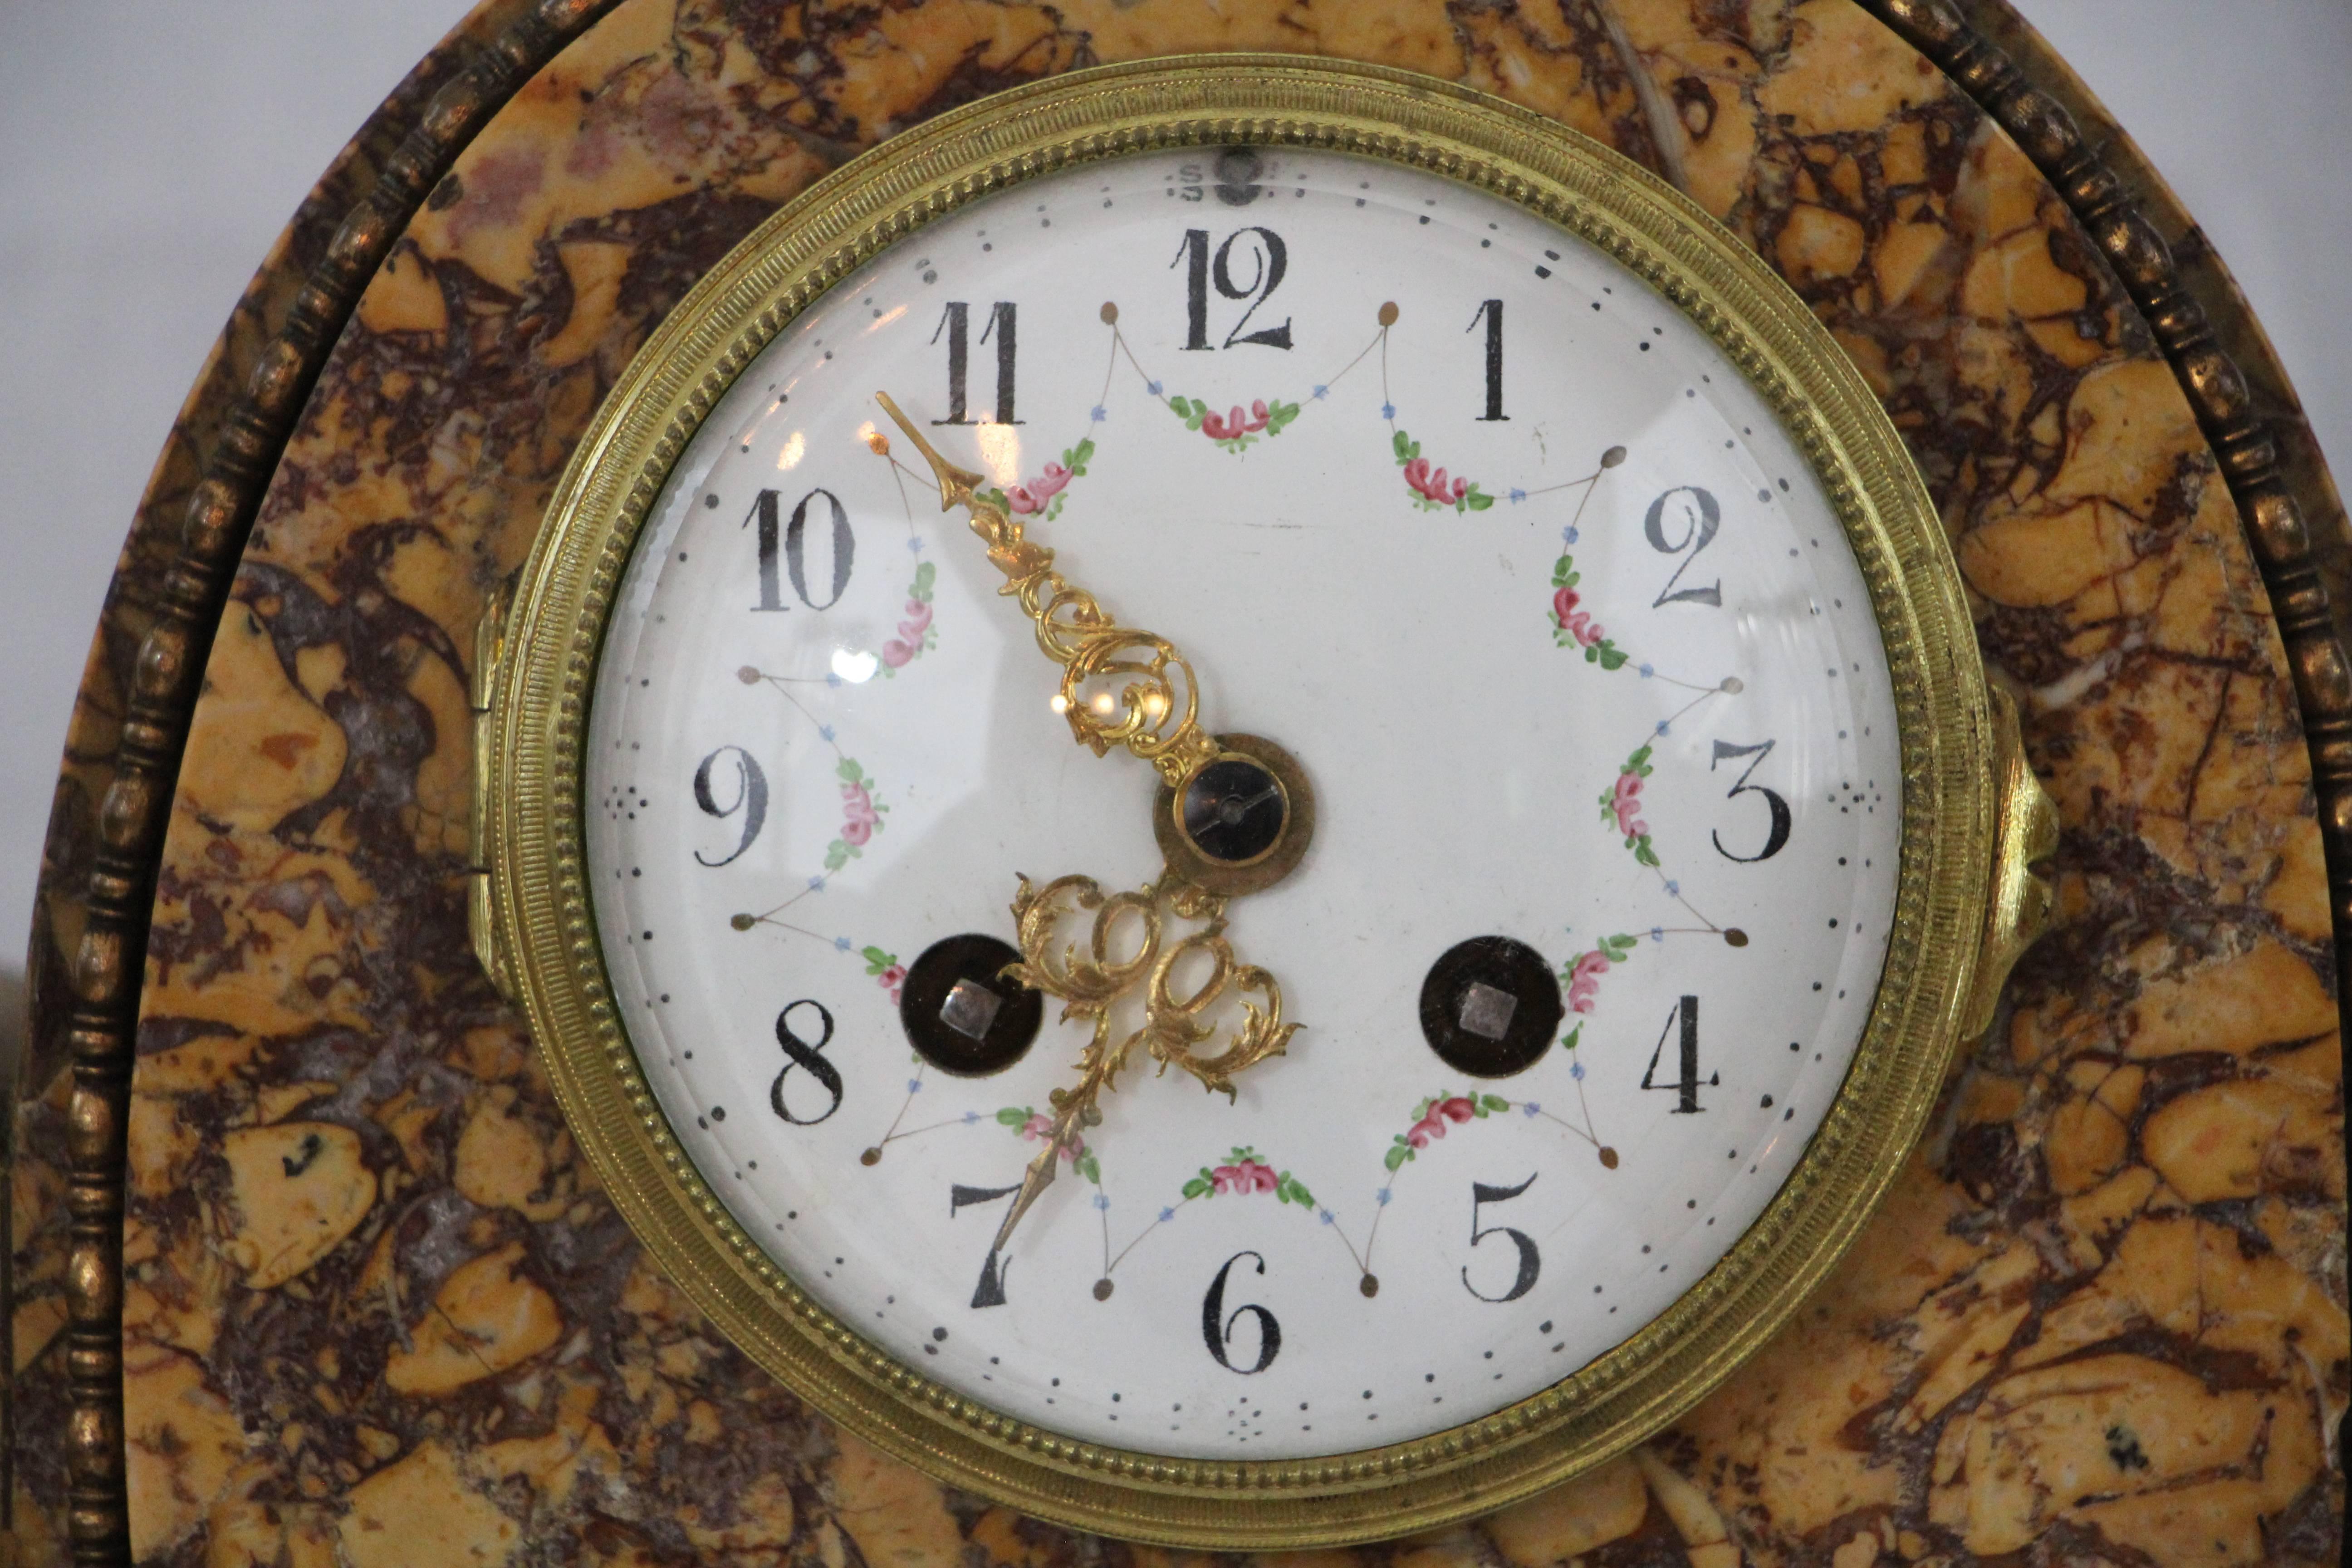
[2,1,2347,984]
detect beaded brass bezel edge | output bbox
[483,56,1989,1547]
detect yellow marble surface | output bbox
[9,2,2342,1563]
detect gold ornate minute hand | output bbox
[875,392,1219,785]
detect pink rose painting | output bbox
[985,439,1093,522]
[1168,394,1299,451]
[1553,585,1605,648]
[1610,770,1647,840]
[1560,935,1637,1030]
[860,946,904,1003]
[1200,401,1271,441]
[1383,1092,1511,1171]
[1004,462,1073,515]
[879,562,937,675]
[1566,950,1614,1014]
[1548,554,1631,670]
[996,1105,1101,1183]
[880,597,933,668]
[1600,747,1661,867]
[1405,1095,1478,1147]
[1211,1156,1278,1194]
[1403,456,1470,508]
[1392,427,1494,511]
[823,760,887,871]
[1181,1147,1315,1207]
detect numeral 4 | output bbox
[1641,995,1714,1113]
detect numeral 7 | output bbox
[951,1182,1022,1308]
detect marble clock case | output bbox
[9,2,2346,1566]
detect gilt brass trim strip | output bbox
[26,5,620,1559]
[484,55,1990,1547]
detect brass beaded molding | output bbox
[32,4,619,1560]
[15,2,2350,1558]
[484,56,1992,1546]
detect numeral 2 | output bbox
[951,1182,1023,1308]
[1710,739,1792,862]
[745,487,855,612]
[1641,995,1714,1113]
[931,301,1020,424]
[1644,485,1723,607]
[1461,1174,1540,1302]
[1172,228,1293,350]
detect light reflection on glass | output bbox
[975,423,1022,486]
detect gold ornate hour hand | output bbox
[988,870,1299,1257]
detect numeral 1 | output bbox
[951,1182,1023,1308]
[1467,299,1507,421]
[930,301,1020,424]
[1641,995,1714,1113]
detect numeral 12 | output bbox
[1171,228,1293,350]
[931,301,1020,424]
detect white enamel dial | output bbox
[583,147,1900,1460]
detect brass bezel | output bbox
[482,56,1994,1548]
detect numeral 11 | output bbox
[931,301,1020,424]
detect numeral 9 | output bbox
[692,745,768,867]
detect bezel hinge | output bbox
[469,577,518,1004]
[1963,682,2060,1039]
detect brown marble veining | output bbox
[6,1,554,1549]
[10,2,2342,1564]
